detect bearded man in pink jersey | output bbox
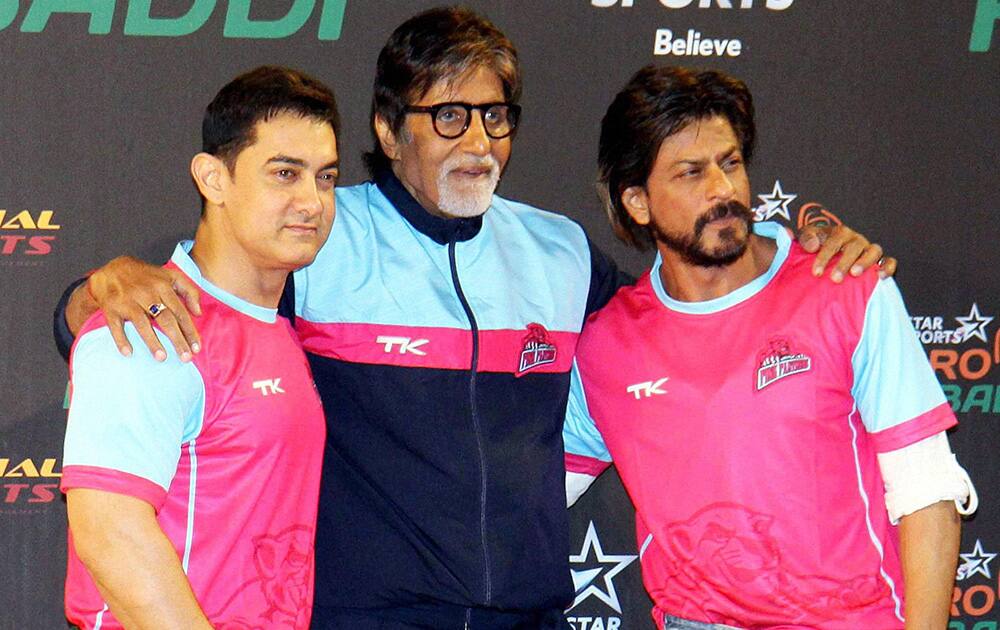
[61,66,339,629]
[564,65,976,630]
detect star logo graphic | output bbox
[955,303,994,343]
[957,539,997,581]
[753,180,797,221]
[566,521,638,614]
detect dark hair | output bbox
[203,65,340,169]
[364,5,521,175]
[597,65,755,250]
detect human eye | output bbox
[317,171,338,191]
[436,105,465,123]
[275,168,298,181]
[722,155,744,171]
[484,106,506,124]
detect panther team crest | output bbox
[755,336,811,390]
[517,323,558,376]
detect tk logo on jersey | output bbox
[755,336,811,391]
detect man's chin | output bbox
[673,236,748,268]
[436,172,498,218]
[436,192,493,218]
[273,241,324,269]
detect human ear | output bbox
[190,153,227,206]
[621,185,651,226]
[374,114,403,161]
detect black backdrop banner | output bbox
[1,2,997,628]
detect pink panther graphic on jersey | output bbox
[662,503,886,625]
[212,525,314,629]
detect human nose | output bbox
[458,109,491,156]
[705,164,736,202]
[295,178,325,218]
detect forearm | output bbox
[68,489,213,630]
[899,500,961,630]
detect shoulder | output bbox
[68,323,206,452]
[72,323,203,397]
[487,195,594,275]
[334,180,391,222]
[334,180,374,205]
[582,273,656,335]
[490,195,588,239]
[780,241,881,301]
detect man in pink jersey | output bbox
[564,65,976,630]
[61,66,339,629]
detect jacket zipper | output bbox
[448,240,492,605]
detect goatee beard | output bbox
[652,200,753,267]
[436,155,500,218]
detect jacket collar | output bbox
[374,167,483,245]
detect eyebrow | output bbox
[266,155,340,171]
[267,155,306,167]
[670,145,739,169]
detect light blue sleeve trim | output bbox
[851,278,948,432]
[64,325,206,492]
[171,241,277,323]
[564,359,612,463]
[650,221,790,314]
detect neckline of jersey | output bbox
[649,220,791,315]
[171,241,279,323]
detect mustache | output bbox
[445,154,499,175]
[693,200,753,236]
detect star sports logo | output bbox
[958,539,997,581]
[753,180,797,222]
[567,522,639,616]
[912,304,995,346]
[751,180,843,231]
[922,302,1000,415]
[954,538,1000,618]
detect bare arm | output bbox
[63,256,203,361]
[898,500,961,630]
[797,223,897,281]
[67,488,214,630]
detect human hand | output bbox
[87,256,202,361]
[798,224,897,282]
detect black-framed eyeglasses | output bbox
[403,102,522,139]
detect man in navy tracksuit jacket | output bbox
[292,11,626,626]
[295,166,623,628]
[55,7,887,629]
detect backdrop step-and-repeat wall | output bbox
[1,1,997,629]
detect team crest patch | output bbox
[517,323,557,376]
[755,336,811,391]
